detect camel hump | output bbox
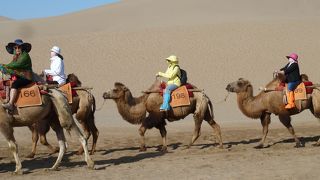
[48,89,74,129]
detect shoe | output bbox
[285,91,295,109]
[2,103,14,111]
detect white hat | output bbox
[51,46,61,54]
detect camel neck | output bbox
[114,91,148,124]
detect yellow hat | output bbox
[166,55,178,63]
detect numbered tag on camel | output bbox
[58,83,72,104]
[286,82,307,101]
[170,85,190,108]
[16,83,42,108]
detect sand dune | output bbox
[0,16,11,22]
[1,0,320,179]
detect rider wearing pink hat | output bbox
[279,53,301,109]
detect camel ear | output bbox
[114,82,124,87]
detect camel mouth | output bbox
[102,92,112,99]
[226,84,234,92]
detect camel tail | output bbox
[91,95,96,115]
[208,100,214,120]
[207,95,214,121]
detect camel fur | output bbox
[103,80,222,152]
[226,73,320,148]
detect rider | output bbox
[2,39,33,111]
[279,53,301,109]
[43,46,66,85]
[156,55,181,111]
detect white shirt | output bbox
[44,56,66,84]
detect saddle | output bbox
[276,81,313,111]
[276,81,313,94]
[0,80,43,108]
[159,82,194,108]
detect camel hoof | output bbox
[12,170,23,175]
[139,146,147,152]
[45,167,59,172]
[50,147,59,154]
[26,153,35,159]
[312,143,320,147]
[160,146,168,153]
[254,144,264,149]
[76,149,84,155]
[89,150,95,155]
[87,160,95,170]
[294,142,304,148]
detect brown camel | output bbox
[225,73,320,148]
[0,88,94,174]
[103,80,223,152]
[27,73,98,158]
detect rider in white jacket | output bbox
[44,46,66,85]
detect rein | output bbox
[95,99,106,111]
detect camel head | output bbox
[67,73,82,86]
[103,82,129,100]
[226,78,252,93]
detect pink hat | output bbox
[286,53,298,61]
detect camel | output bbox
[225,73,320,148]
[0,87,94,174]
[102,80,222,152]
[27,73,98,158]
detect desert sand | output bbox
[1,0,320,179]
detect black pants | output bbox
[11,77,33,89]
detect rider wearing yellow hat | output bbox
[156,55,181,111]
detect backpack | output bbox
[174,65,188,85]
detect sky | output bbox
[0,0,119,20]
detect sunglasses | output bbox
[14,46,21,49]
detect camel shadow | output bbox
[99,142,182,155]
[0,151,82,174]
[93,151,166,170]
[221,135,320,149]
[271,135,320,147]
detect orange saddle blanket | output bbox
[160,83,193,108]
[16,83,42,108]
[58,83,73,104]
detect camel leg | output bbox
[187,115,203,148]
[26,125,39,158]
[139,125,147,151]
[0,122,22,174]
[70,122,95,169]
[39,134,59,154]
[206,119,223,148]
[158,125,168,152]
[278,115,303,148]
[48,126,66,171]
[76,121,90,155]
[256,113,271,149]
[87,118,99,155]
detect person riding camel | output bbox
[156,55,181,112]
[278,53,301,109]
[2,39,33,111]
[43,46,66,85]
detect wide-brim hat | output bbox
[6,39,32,54]
[51,46,61,55]
[165,55,178,63]
[286,53,298,62]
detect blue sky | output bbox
[0,0,118,20]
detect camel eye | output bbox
[237,81,243,86]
